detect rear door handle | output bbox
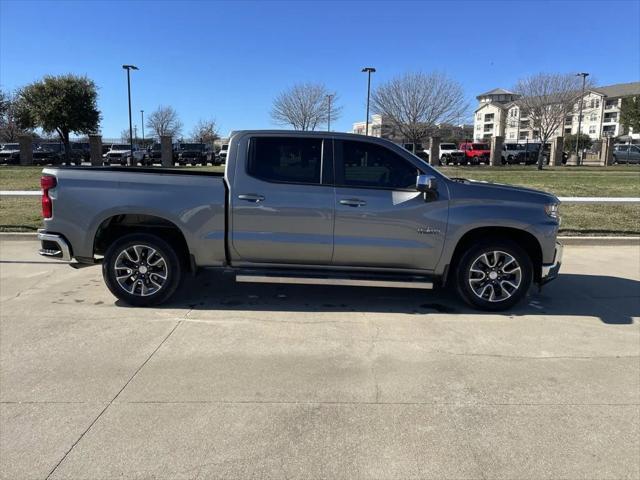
[238,194,265,203]
[339,198,366,207]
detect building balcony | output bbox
[603,117,617,123]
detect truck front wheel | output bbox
[103,233,183,307]
[454,239,532,311]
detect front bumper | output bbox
[541,242,563,284]
[38,231,72,261]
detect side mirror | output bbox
[416,174,437,192]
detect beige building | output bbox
[474,82,640,142]
[352,115,473,144]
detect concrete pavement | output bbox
[1,240,638,479]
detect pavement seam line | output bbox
[44,320,184,480]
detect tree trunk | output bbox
[537,142,545,170]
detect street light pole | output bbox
[122,64,139,165]
[140,110,144,145]
[575,72,589,165]
[326,94,334,132]
[362,67,376,135]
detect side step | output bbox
[235,270,434,290]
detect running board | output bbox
[235,273,433,290]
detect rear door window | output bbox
[247,137,323,184]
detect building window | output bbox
[509,132,515,139]
[476,113,481,120]
[484,113,494,122]
[564,127,572,134]
[604,113,618,123]
[605,99,617,109]
[590,113,597,122]
[589,125,596,134]
[565,116,573,125]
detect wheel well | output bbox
[448,227,543,284]
[94,214,191,267]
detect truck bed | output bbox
[41,166,228,267]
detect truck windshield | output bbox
[1,144,19,150]
[472,144,490,150]
[179,144,204,150]
[112,145,130,150]
[440,144,456,150]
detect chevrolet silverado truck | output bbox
[37,130,562,310]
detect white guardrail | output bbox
[0,191,639,203]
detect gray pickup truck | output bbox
[38,130,562,311]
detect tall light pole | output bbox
[575,72,589,165]
[140,110,145,145]
[122,64,139,165]
[362,67,376,135]
[326,94,334,132]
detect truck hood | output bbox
[450,178,558,204]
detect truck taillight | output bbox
[41,175,56,218]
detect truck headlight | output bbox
[545,203,560,219]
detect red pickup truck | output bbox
[459,142,491,165]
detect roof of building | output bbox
[591,81,640,98]
[476,87,516,98]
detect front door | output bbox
[332,139,448,271]
[230,135,335,265]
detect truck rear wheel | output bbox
[103,233,183,306]
[454,239,532,311]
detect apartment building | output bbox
[473,82,640,142]
[352,115,473,144]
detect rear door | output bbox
[332,139,448,271]
[230,135,335,265]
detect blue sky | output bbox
[1,0,639,139]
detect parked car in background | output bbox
[38,130,562,312]
[514,143,550,165]
[148,143,162,164]
[70,142,91,162]
[218,143,229,164]
[103,144,146,165]
[459,142,490,165]
[176,143,207,166]
[0,143,20,164]
[612,144,640,164]
[502,143,526,164]
[403,143,429,161]
[438,143,466,165]
[33,143,82,166]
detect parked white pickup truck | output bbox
[103,144,146,165]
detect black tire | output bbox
[454,239,533,311]
[103,233,183,307]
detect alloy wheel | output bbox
[114,244,168,296]
[468,250,522,303]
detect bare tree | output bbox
[146,105,183,139]
[190,119,220,144]
[0,89,29,142]
[513,73,592,170]
[271,83,340,131]
[371,72,468,152]
[120,129,133,143]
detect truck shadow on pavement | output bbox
[136,271,639,325]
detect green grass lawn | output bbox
[1,165,639,234]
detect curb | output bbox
[0,232,39,240]
[1,232,639,246]
[558,236,640,246]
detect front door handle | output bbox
[238,194,265,203]
[339,198,366,207]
